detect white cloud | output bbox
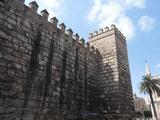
[120,0,146,8]
[116,16,135,40]
[40,0,63,9]
[88,0,146,40]
[156,64,160,68]
[138,15,156,31]
[88,0,102,21]
[39,0,64,17]
[26,0,64,18]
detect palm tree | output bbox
[139,75,160,120]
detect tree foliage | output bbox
[139,76,160,96]
[139,75,160,120]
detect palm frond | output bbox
[138,80,150,94]
[152,79,160,85]
[139,75,160,119]
[139,75,160,97]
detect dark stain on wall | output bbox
[22,25,42,109]
[59,50,67,108]
[84,52,88,110]
[42,34,55,107]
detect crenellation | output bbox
[93,30,98,36]
[105,26,109,31]
[99,28,104,34]
[79,38,85,46]
[122,35,126,42]
[118,30,122,37]
[89,32,93,38]
[73,33,79,40]
[59,23,66,33]
[66,28,73,37]
[50,17,58,30]
[0,1,134,120]
[85,42,90,49]
[41,9,49,20]
[29,1,39,12]
[111,24,116,29]
[88,25,116,39]
[88,25,127,46]
[89,23,134,120]
[114,29,127,44]
[116,29,123,38]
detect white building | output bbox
[152,75,160,119]
[152,92,160,119]
[145,63,160,120]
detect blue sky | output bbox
[25,0,160,97]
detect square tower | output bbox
[89,25,134,119]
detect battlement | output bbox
[0,0,97,54]
[89,25,126,43]
[0,0,127,51]
[28,1,97,53]
[0,0,134,119]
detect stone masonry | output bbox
[89,26,134,119]
[0,0,134,120]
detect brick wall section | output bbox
[0,0,134,120]
[115,30,134,117]
[89,26,134,119]
[0,1,98,120]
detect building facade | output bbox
[133,94,146,115]
[145,63,160,120]
[152,76,160,119]
[0,0,134,120]
[153,94,160,119]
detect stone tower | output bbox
[89,25,134,119]
[0,0,134,119]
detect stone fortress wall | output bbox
[0,0,134,120]
[89,25,134,119]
